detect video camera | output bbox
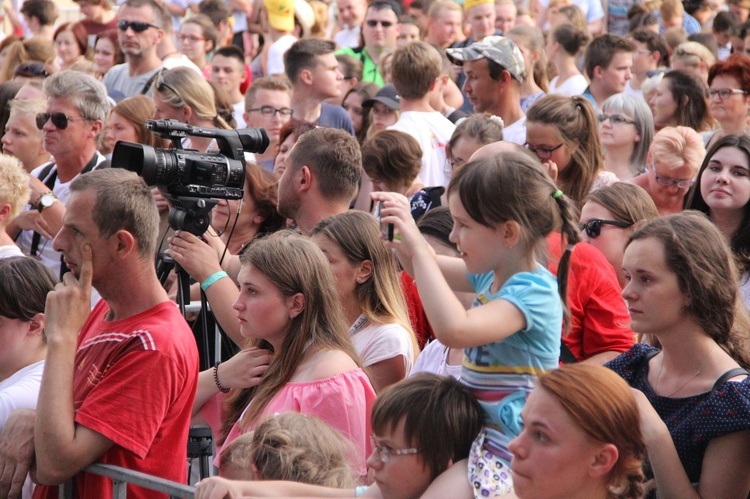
[112,119,269,200]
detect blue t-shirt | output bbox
[318,103,355,136]
[462,267,562,462]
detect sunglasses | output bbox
[118,20,160,32]
[366,19,394,27]
[579,219,632,238]
[14,62,48,79]
[35,112,88,130]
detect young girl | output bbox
[311,211,419,392]
[526,94,618,208]
[374,150,581,497]
[206,232,376,476]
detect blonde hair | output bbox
[151,67,231,129]
[8,97,46,140]
[648,126,705,175]
[311,211,419,361]
[220,413,358,487]
[672,41,715,69]
[0,154,30,219]
[0,38,55,82]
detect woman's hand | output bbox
[165,231,223,283]
[542,160,559,182]
[631,388,670,444]
[217,347,273,389]
[151,187,171,214]
[194,476,244,499]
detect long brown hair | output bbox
[526,94,604,208]
[220,232,362,442]
[627,212,750,368]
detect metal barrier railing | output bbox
[57,463,195,499]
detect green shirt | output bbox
[337,46,385,87]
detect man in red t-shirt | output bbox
[0,168,198,499]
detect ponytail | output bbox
[551,188,581,333]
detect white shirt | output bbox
[334,25,361,49]
[502,115,527,146]
[351,321,415,374]
[267,34,298,76]
[549,74,589,97]
[388,111,456,187]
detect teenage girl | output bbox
[373,150,581,498]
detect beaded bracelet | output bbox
[213,361,230,393]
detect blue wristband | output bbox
[201,271,228,292]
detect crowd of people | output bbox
[0,0,748,498]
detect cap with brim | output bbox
[464,0,494,11]
[264,0,295,32]
[446,35,526,83]
[363,85,400,109]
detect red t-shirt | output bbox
[546,234,635,361]
[34,301,199,499]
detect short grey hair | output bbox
[42,70,109,125]
[602,93,654,169]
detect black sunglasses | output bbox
[366,19,394,27]
[579,219,633,238]
[118,20,160,32]
[36,112,88,130]
[14,61,48,79]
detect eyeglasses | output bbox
[248,106,294,117]
[524,143,563,160]
[118,20,161,33]
[650,161,696,189]
[369,435,419,463]
[366,19,394,28]
[708,88,747,100]
[597,113,635,125]
[579,219,632,238]
[35,112,88,130]
[177,33,206,43]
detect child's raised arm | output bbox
[373,192,526,349]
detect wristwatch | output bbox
[36,191,57,213]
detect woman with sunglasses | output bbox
[151,66,232,152]
[685,134,750,308]
[631,126,705,215]
[526,94,617,209]
[703,54,750,150]
[599,94,654,181]
[580,182,659,289]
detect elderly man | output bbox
[7,71,110,281]
[0,168,198,499]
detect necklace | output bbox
[655,344,716,398]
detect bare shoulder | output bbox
[291,349,360,382]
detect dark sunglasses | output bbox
[14,61,48,79]
[366,19,394,27]
[579,219,633,238]
[36,112,88,130]
[118,20,160,32]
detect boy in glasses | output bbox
[244,77,293,171]
[102,0,164,101]
[194,374,484,499]
[337,0,402,86]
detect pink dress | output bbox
[218,368,376,476]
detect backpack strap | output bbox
[710,367,749,393]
